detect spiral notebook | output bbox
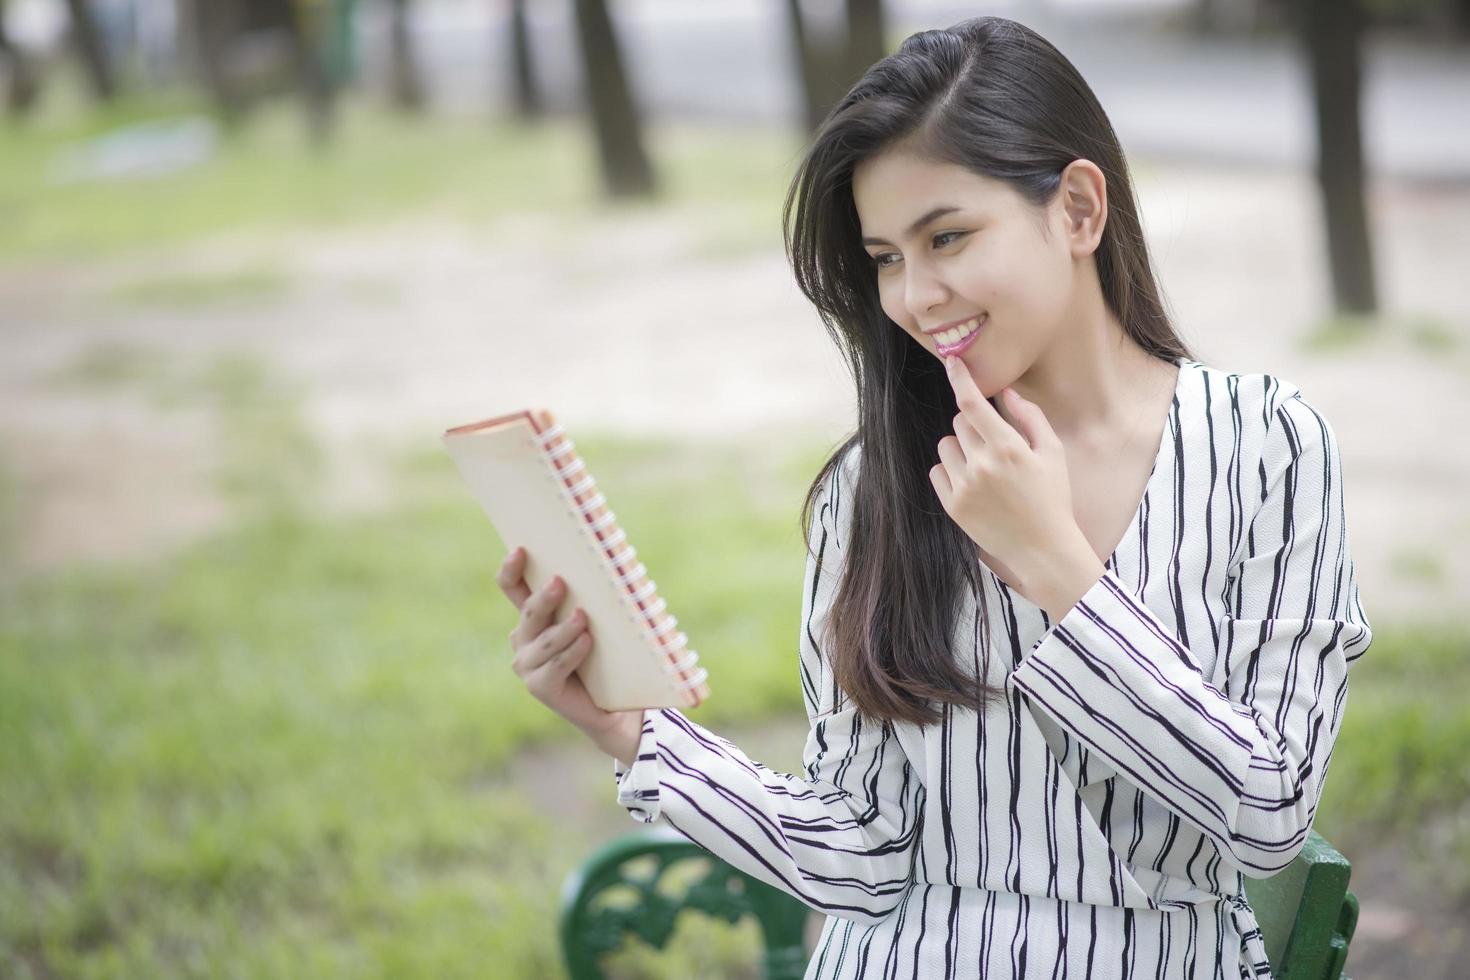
[442,408,709,711]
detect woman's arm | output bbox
[1008,391,1373,877]
[607,447,926,925]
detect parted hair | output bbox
[782,15,1193,726]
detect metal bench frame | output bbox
[560,825,1358,980]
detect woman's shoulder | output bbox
[1187,358,1340,465]
[1187,357,1306,417]
[815,437,863,501]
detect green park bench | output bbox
[560,825,1358,980]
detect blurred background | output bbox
[2,0,1467,976]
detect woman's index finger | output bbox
[943,355,1007,441]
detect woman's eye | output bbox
[871,231,967,271]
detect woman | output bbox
[496,16,1373,979]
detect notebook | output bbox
[442,408,710,710]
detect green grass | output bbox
[0,426,835,978]
[1301,313,1380,353]
[1314,619,1470,898]
[1300,309,1464,357]
[107,265,294,309]
[46,340,171,392]
[1388,546,1448,586]
[0,88,806,263]
[1403,316,1459,354]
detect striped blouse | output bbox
[611,357,1373,979]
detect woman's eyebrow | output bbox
[861,205,963,247]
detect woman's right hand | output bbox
[496,546,644,756]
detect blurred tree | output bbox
[1188,0,1289,33]
[290,0,337,144]
[1220,0,1470,37]
[64,0,116,100]
[0,0,40,115]
[784,0,829,133]
[387,0,424,111]
[182,0,336,145]
[845,0,886,83]
[184,0,246,122]
[785,0,890,136]
[1292,0,1378,314]
[571,0,655,197]
[508,0,543,120]
[321,0,360,86]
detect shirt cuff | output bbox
[1012,565,1211,688]
[611,708,663,823]
[1008,567,1254,828]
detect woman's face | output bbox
[852,148,1077,395]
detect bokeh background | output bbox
[2,0,1468,976]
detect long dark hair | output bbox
[783,16,1195,727]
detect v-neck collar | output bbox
[980,355,1199,599]
[1100,355,1195,574]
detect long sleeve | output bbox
[1008,390,1373,877]
[610,446,925,925]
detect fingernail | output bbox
[551,575,563,589]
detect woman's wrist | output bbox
[1022,528,1106,621]
[584,709,645,768]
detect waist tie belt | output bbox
[1226,891,1274,979]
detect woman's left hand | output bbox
[930,355,1082,597]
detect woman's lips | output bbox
[934,314,985,356]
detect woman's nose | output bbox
[904,266,950,320]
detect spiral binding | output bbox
[534,420,704,700]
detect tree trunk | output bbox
[1190,0,1232,33]
[63,0,115,100]
[288,0,336,146]
[784,0,854,136]
[186,0,246,123]
[0,0,41,115]
[1294,0,1377,314]
[845,0,885,84]
[388,0,424,111]
[784,0,825,133]
[570,0,655,197]
[508,0,542,119]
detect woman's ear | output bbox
[1058,159,1108,258]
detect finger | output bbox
[513,575,567,646]
[952,410,985,457]
[528,630,594,688]
[518,607,589,674]
[496,546,533,609]
[944,355,1024,451]
[936,434,968,477]
[999,387,1057,451]
[928,462,953,507]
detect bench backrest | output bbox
[1243,829,1359,980]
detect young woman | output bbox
[496,15,1373,979]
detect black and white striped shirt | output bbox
[613,357,1373,979]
